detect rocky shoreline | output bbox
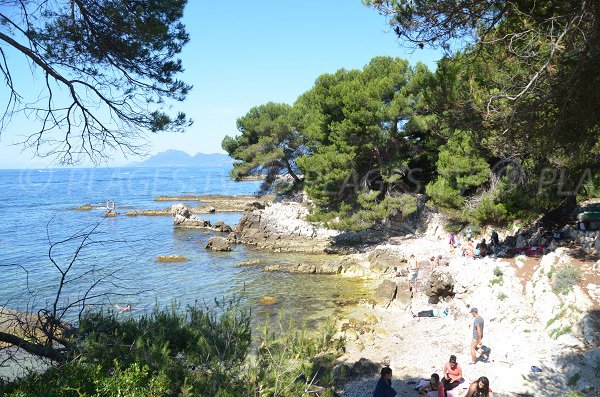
[75,195,600,395]
[211,198,600,397]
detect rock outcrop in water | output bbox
[205,236,231,252]
[171,203,233,232]
[172,203,211,228]
[236,201,340,253]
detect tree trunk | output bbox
[0,331,66,364]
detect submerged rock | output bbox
[258,296,278,305]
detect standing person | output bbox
[373,366,397,397]
[464,376,492,397]
[406,254,419,291]
[442,355,462,396]
[470,307,485,364]
[449,232,456,252]
[490,230,499,247]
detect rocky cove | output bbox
[167,197,600,397]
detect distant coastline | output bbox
[129,150,234,168]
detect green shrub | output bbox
[493,266,503,277]
[309,193,418,231]
[426,178,464,208]
[471,197,508,225]
[552,264,582,295]
[566,372,581,387]
[0,299,343,397]
[249,317,343,396]
[497,291,508,301]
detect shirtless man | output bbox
[407,254,419,291]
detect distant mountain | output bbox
[132,150,234,167]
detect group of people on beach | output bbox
[404,253,447,291]
[373,307,490,397]
[448,229,500,259]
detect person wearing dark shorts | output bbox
[442,355,462,396]
[470,307,484,364]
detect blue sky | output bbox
[0,0,441,169]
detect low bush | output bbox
[0,299,343,397]
[552,264,582,295]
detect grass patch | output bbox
[546,308,567,327]
[156,255,189,263]
[497,291,508,301]
[549,325,572,339]
[564,392,584,397]
[552,264,582,295]
[489,266,504,287]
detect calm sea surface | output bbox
[0,166,369,327]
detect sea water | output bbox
[0,166,369,327]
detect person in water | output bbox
[115,303,131,313]
[373,366,397,397]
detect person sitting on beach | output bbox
[373,366,397,397]
[478,239,490,257]
[115,303,131,313]
[442,355,462,396]
[464,376,492,397]
[462,238,475,257]
[406,254,419,291]
[418,373,444,397]
[429,256,438,267]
